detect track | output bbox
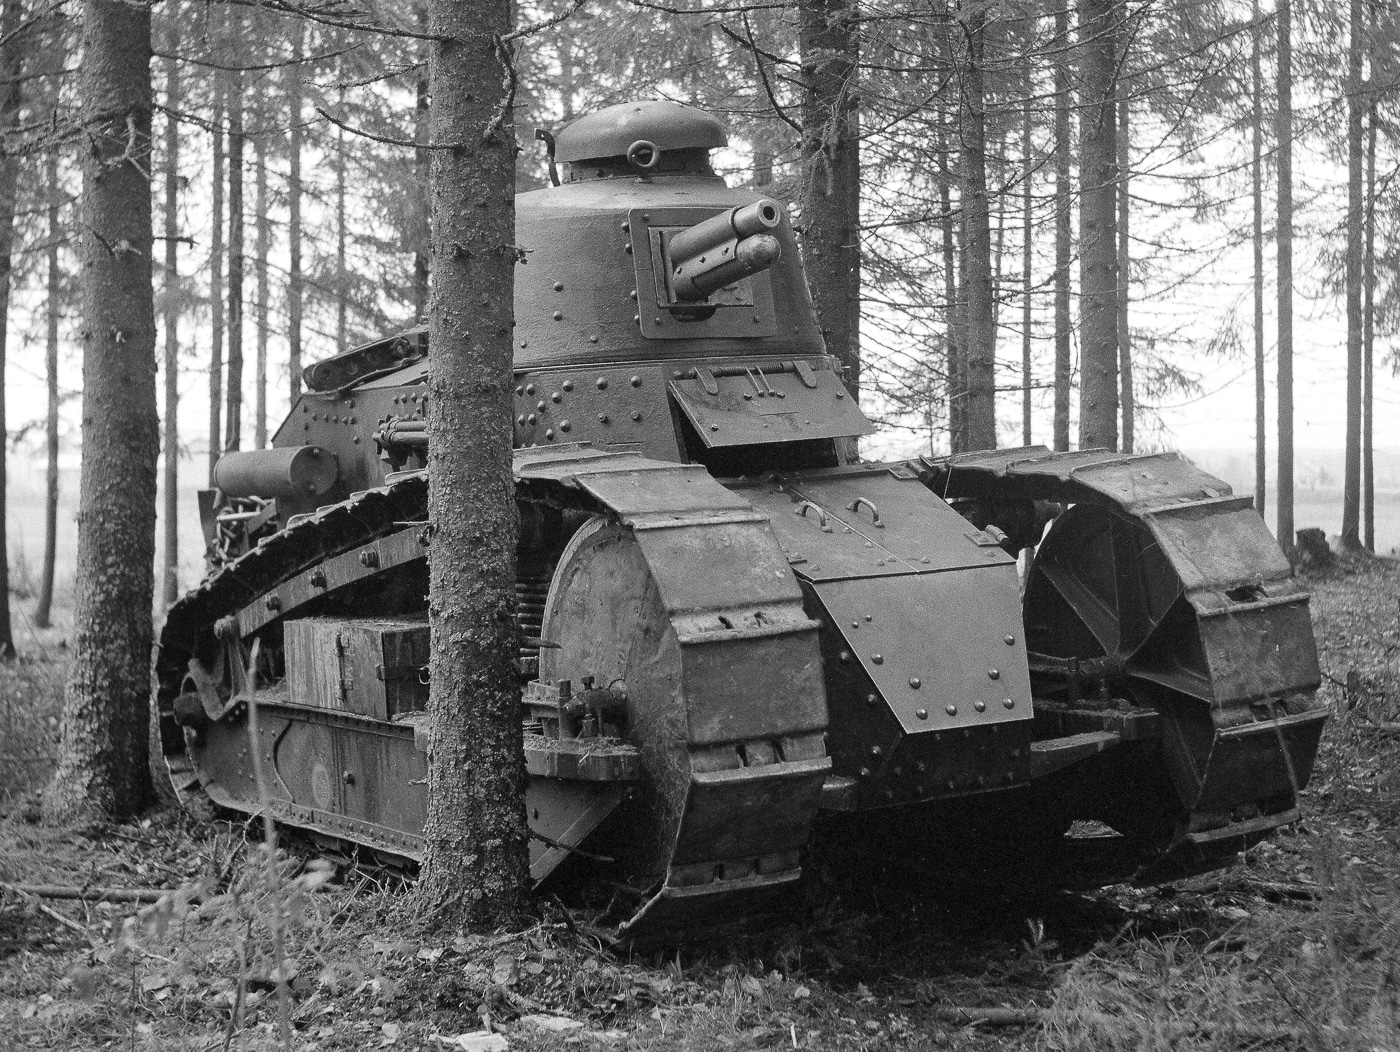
[157,446,830,943]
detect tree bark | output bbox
[225,69,244,454]
[1021,64,1033,448]
[1341,0,1363,550]
[1276,0,1294,552]
[413,5,430,324]
[1252,0,1265,518]
[255,132,269,449]
[0,0,25,659]
[798,0,861,394]
[336,99,347,353]
[36,147,60,628]
[1117,93,1132,454]
[959,3,996,452]
[44,0,158,822]
[1053,2,1072,452]
[161,7,180,607]
[1077,0,1119,452]
[417,0,532,929]
[208,75,224,484]
[939,116,961,451]
[1364,85,1375,551]
[286,17,303,405]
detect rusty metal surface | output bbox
[668,365,872,447]
[734,467,1013,581]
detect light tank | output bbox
[158,100,1327,941]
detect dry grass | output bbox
[1,559,1397,1051]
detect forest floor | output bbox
[1,555,1398,1051]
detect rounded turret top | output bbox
[554,100,727,163]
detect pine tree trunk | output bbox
[36,147,60,629]
[286,18,303,405]
[1364,92,1375,551]
[1077,0,1119,452]
[225,71,244,454]
[1252,0,1266,518]
[1021,67,1033,448]
[1053,2,1072,452]
[1340,0,1363,550]
[1276,0,1294,552]
[1117,93,1132,454]
[161,10,180,606]
[798,0,861,393]
[255,133,269,449]
[413,6,430,324]
[0,0,25,659]
[44,0,158,822]
[336,104,347,353]
[417,0,532,930]
[208,77,225,484]
[959,5,995,451]
[939,120,961,451]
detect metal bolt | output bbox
[945,704,957,716]
[870,745,882,757]
[872,654,883,665]
[916,708,928,720]
[1004,634,1016,645]
[988,668,1000,680]
[653,317,662,326]
[562,380,574,391]
[309,568,326,588]
[265,596,281,612]
[360,551,380,568]
[551,392,563,403]
[859,767,871,778]
[553,282,564,291]
[1003,697,1015,709]
[537,401,547,411]
[839,650,851,664]
[710,424,719,432]
[527,414,537,425]
[514,385,524,395]
[866,693,878,707]
[631,410,641,421]
[974,700,986,712]
[630,375,642,387]
[559,420,571,433]
[545,429,555,441]
[343,772,355,785]
[598,413,609,424]
[516,415,526,425]
[909,677,921,689]
[596,377,608,390]
[525,384,536,395]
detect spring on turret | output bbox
[516,570,551,679]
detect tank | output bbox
[157,100,1327,942]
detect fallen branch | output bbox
[927,1004,1303,1042]
[5,882,171,904]
[35,900,91,936]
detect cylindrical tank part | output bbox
[213,446,339,499]
[666,199,781,265]
[668,199,785,304]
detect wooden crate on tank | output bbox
[284,617,429,720]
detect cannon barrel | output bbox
[668,199,784,303]
[213,446,339,500]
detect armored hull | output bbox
[157,101,1325,941]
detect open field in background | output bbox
[6,460,209,623]
[1,555,1398,1050]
